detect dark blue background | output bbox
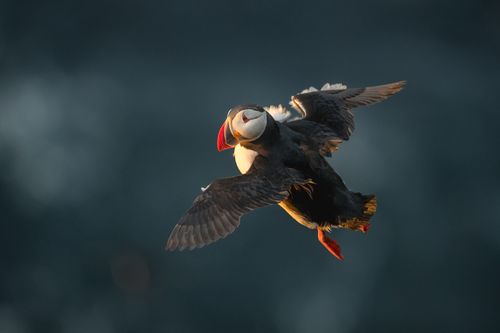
[1,0,499,332]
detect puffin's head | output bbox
[217,104,267,151]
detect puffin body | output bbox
[166,81,405,260]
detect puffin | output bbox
[166,81,405,259]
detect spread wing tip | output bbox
[165,215,241,252]
[165,224,202,252]
[347,80,406,107]
[373,80,406,96]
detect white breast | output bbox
[234,144,258,174]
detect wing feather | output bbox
[166,158,309,250]
[287,81,405,155]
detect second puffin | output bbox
[166,81,405,259]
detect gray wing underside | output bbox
[166,160,309,251]
[287,81,405,156]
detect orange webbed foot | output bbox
[317,228,344,260]
[359,223,370,233]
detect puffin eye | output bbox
[242,113,250,123]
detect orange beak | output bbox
[217,120,233,152]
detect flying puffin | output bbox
[166,81,405,259]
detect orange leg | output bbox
[317,228,344,260]
[358,223,370,233]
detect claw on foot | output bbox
[317,228,344,260]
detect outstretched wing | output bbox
[166,158,309,251]
[287,81,405,156]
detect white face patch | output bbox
[231,109,267,142]
[240,109,262,122]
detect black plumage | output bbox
[166,81,405,258]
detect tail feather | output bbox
[338,194,377,232]
[362,195,377,217]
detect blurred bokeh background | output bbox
[1,0,499,332]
